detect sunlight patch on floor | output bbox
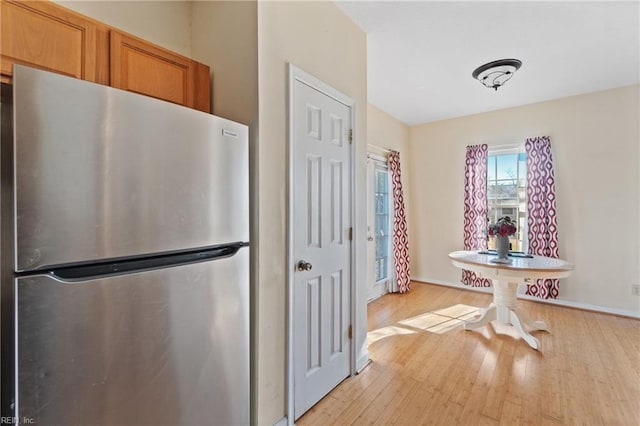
[367,303,484,343]
[457,310,483,321]
[432,303,481,318]
[398,312,453,331]
[425,317,466,334]
[367,325,415,346]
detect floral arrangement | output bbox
[487,216,517,237]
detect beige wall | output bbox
[191,1,258,126]
[409,85,640,314]
[367,102,411,209]
[56,0,192,57]
[190,1,260,423]
[367,103,410,153]
[257,1,367,423]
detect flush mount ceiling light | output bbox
[472,59,522,91]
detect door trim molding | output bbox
[286,63,356,424]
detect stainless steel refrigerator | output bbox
[0,65,249,425]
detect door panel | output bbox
[0,0,99,83]
[330,270,344,355]
[330,160,344,244]
[16,249,249,426]
[12,66,248,271]
[110,30,211,112]
[110,30,194,108]
[293,80,351,419]
[307,155,321,248]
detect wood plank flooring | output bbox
[297,282,640,425]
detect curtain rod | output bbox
[488,142,525,152]
[367,153,388,162]
[367,144,394,153]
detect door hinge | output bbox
[349,227,353,241]
[348,325,353,340]
[348,129,353,144]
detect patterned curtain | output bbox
[388,151,411,293]
[462,145,492,287]
[525,136,559,299]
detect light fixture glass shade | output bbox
[472,59,522,90]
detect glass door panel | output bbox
[374,168,390,283]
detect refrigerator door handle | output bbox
[41,243,248,282]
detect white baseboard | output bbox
[356,351,369,374]
[273,415,288,426]
[413,276,640,319]
[356,355,371,374]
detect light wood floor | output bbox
[297,282,640,425]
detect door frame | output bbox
[286,63,357,424]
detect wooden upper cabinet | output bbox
[110,31,210,113]
[0,0,107,84]
[1,0,210,112]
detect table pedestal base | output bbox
[463,280,547,350]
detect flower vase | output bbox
[495,235,510,260]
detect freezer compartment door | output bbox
[12,65,248,271]
[16,248,249,426]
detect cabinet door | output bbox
[193,61,212,113]
[0,0,101,84]
[111,30,202,109]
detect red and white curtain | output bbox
[462,145,492,287]
[525,136,560,299]
[389,150,411,293]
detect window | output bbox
[487,151,527,251]
[374,167,390,282]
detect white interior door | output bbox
[292,79,352,419]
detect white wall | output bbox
[56,0,192,57]
[257,1,367,423]
[409,85,640,315]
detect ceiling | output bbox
[335,1,640,125]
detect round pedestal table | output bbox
[449,251,574,350]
